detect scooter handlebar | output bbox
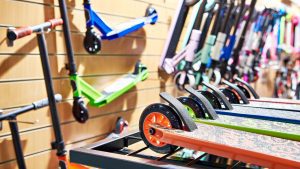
[7,18,63,41]
[48,18,64,29]
[33,94,62,109]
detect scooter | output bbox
[218,0,246,81]
[186,0,226,89]
[165,0,209,88]
[58,0,148,123]
[7,19,86,169]
[83,0,158,54]
[0,95,62,169]
[159,0,201,69]
[138,90,300,168]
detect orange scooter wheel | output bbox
[139,103,182,154]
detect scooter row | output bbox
[159,0,300,96]
[139,79,300,168]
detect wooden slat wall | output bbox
[0,0,193,168]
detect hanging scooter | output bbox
[229,0,258,80]
[58,0,149,123]
[206,0,242,85]
[218,0,246,81]
[159,0,217,90]
[194,0,234,88]
[83,0,158,54]
[159,0,200,69]
[162,0,208,75]
[7,19,86,168]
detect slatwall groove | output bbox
[0,0,193,168]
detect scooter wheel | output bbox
[72,98,89,123]
[84,29,101,54]
[139,103,182,154]
[177,97,205,119]
[220,88,240,104]
[174,74,188,91]
[114,117,128,134]
[199,91,222,109]
[237,85,251,99]
[145,6,157,25]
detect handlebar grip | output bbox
[33,94,62,109]
[48,18,63,29]
[7,27,33,41]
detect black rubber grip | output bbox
[201,81,233,110]
[222,80,250,104]
[184,86,219,120]
[160,92,197,131]
[234,77,260,99]
[33,94,62,109]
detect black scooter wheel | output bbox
[72,97,89,123]
[237,85,251,98]
[145,6,157,25]
[139,103,182,154]
[220,88,240,104]
[84,29,101,54]
[199,91,222,109]
[177,97,205,118]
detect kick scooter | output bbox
[163,0,209,88]
[0,95,62,169]
[159,0,201,69]
[192,0,230,88]
[139,90,300,168]
[83,0,158,54]
[59,0,149,123]
[7,19,87,169]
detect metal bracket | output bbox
[159,92,197,131]
[202,81,233,110]
[185,86,219,120]
[234,77,260,99]
[222,80,250,104]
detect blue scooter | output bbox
[83,0,158,54]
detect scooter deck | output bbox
[195,115,300,141]
[215,105,300,124]
[151,123,300,169]
[104,14,157,40]
[92,71,148,107]
[249,98,300,105]
[235,101,300,112]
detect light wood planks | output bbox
[0,0,190,168]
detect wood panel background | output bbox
[0,0,189,168]
[1,0,297,168]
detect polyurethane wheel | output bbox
[72,97,89,123]
[84,29,101,54]
[145,6,158,25]
[199,91,222,109]
[177,97,205,119]
[174,72,189,91]
[237,85,251,99]
[220,88,240,104]
[139,103,182,154]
